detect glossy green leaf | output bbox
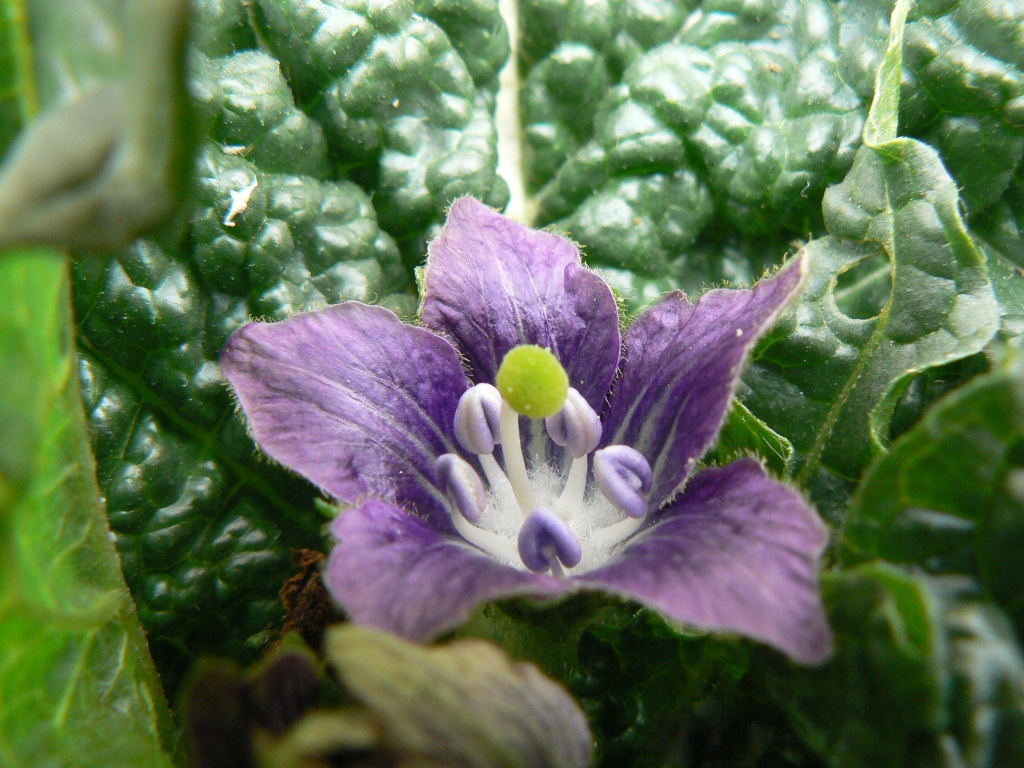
[70,0,508,695]
[845,347,1024,637]
[523,0,900,287]
[900,1,1024,216]
[253,0,510,258]
[742,0,1000,516]
[520,0,1024,312]
[0,2,181,764]
[0,255,178,768]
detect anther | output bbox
[545,388,602,459]
[593,445,653,520]
[454,384,502,455]
[517,506,583,573]
[435,453,486,523]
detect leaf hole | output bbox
[833,252,892,320]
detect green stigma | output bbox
[496,345,569,418]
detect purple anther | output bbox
[453,383,503,455]
[593,445,653,519]
[517,506,583,572]
[544,387,602,459]
[435,453,487,523]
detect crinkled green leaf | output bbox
[253,0,509,258]
[900,1,1024,216]
[74,152,404,696]
[69,0,508,696]
[845,347,1024,637]
[520,0,1024,311]
[742,0,1000,517]
[0,254,178,768]
[525,0,890,272]
[769,565,1024,768]
[597,228,791,315]
[566,607,753,768]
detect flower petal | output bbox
[577,459,832,664]
[221,303,467,523]
[421,197,620,412]
[602,256,806,509]
[327,501,573,641]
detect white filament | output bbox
[499,400,535,515]
[448,505,520,564]
[555,452,589,519]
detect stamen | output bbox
[435,453,519,563]
[435,453,487,523]
[545,388,602,459]
[454,383,502,455]
[517,506,583,573]
[452,384,518,509]
[547,388,602,518]
[499,400,535,515]
[593,445,653,520]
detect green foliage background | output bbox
[2,0,1024,766]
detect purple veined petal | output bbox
[220,302,468,526]
[327,501,575,642]
[577,459,832,664]
[518,507,584,571]
[421,197,621,413]
[602,256,806,510]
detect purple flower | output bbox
[221,198,832,664]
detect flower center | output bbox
[435,345,653,576]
